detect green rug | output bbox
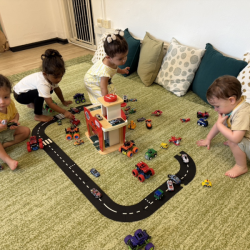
[1,55,250,250]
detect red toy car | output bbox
[132,161,155,182]
[169,136,182,146]
[197,111,209,118]
[27,136,44,152]
[180,118,190,123]
[119,140,138,158]
[151,110,162,116]
[70,107,80,114]
[70,117,80,127]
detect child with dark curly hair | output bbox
[0,74,30,170]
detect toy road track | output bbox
[32,105,196,222]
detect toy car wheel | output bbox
[76,100,80,104]
[154,154,157,158]
[127,151,133,158]
[74,133,80,140]
[132,169,138,177]
[118,146,122,152]
[124,235,132,245]
[202,124,204,127]
[66,134,72,140]
[39,142,44,149]
[197,122,201,126]
[133,147,138,154]
[27,142,32,152]
[138,174,145,182]
[145,242,155,250]
[48,108,53,113]
[81,98,85,102]
[149,168,155,176]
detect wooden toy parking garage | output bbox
[84,95,128,154]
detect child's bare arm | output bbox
[100,77,109,96]
[54,87,72,106]
[44,97,74,119]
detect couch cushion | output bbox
[237,52,250,103]
[137,32,164,87]
[118,28,141,77]
[155,38,205,96]
[191,43,248,103]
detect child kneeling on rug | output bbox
[0,75,30,170]
[197,75,250,178]
[13,49,74,122]
[84,29,130,105]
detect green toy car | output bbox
[145,148,157,160]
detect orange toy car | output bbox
[128,120,136,130]
[145,119,152,129]
[65,127,80,140]
[118,140,139,158]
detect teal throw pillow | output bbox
[191,43,248,103]
[118,28,140,76]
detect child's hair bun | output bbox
[41,49,62,60]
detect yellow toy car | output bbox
[202,179,212,187]
[128,120,136,130]
[160,143,169,149]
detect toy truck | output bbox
[73,93,85,104]
[65,127,80,140]
[132,161,155,182]
[154,189,164,200]
[119,140,138,158]
[43,100,57,113]
[145,148,157,160]
[124,229,154,250]
[27,136,44,152]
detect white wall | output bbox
[92,0,250,59]
[0,0,67,47]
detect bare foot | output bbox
[6,158,18,171]
[27,103,34,109]
[225,164,248,178]
[34,114,53,122]
[223,141,229,146]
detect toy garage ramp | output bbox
[32,114,196,222]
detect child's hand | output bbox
[216,113,228,126]
[122,67,130,75]
[62,100,73,106]
[64,111,74,120]
[8,119,20,130]
[196,138,211,150]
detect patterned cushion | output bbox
[237,53,250,103]
[155,38,205,96]
[92,33,108,64]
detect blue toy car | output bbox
[197,118,208,127]
[168,174,181,185]
[90,168,100,177]
[124,229,154,250]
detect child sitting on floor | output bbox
[13,49,74,122]
[84,29,130,105]
[0,74,30,170]
[197,75,250,178]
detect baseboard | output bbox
[10,38,68,52]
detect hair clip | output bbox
[107,34,117,43]
[114,29,124,37]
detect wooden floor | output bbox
[0,43,94,76]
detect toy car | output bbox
[74,139,84,146]
[90,168,100,177]
[132,161,155,182]
[160,143,169,149]
[137,117,146,122]
[154,189,164,200]
[202,179,212,187]
[169,136,182,146]
[70,117,80,127]
[129,98,137,102]
[151,110,162,116]
[124,229,154,250]
[129,108,136,114]
[123,95,128,103]
[168,174,181,185]
[7,122,18,128]
[181,154,189,163]
[124,106,131,111]
[70,107,80,114]
[65,127,80,140]
[197,111,209,118]
[145,148,157,160]
[166,180,174,191]
[43,100,57,113]
[180,118,190,123]
[109,118,124,126]
[128,120,136,130]
[119,140,138,157]
[95,114,103,121]
[27,136,44,152]
[90,188,102,198]
[73,93,85,104]
[57,119,62,125]
[145,119,152,129]
[197,118,208,127]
